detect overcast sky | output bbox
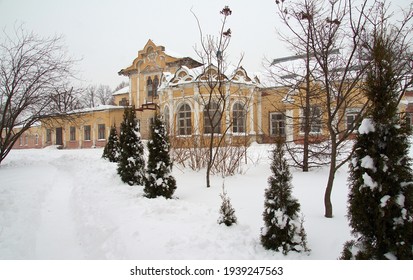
[0,0,409,89]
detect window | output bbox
[98,124,105,140]
[46,129,52,143]
[119,97,128,106]
[346,110,360,131]
[300,106,322,133]
[147,77,153,98]
[153,76,159,98]
[35,134,39,145]
[70,127,76,141]
[24,134,28,146]
[233,103,246,134]
[19,136,23,146]
[204,102,221,134]
[270,113,286,136]
[177,103,192,136]
[84,125,91,141]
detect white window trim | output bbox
[176,103,192,137]
[346,108,361,132]
[269,112,286,137]
[232,102,247,134]
[299,107,323,135]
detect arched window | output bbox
[204,101,221,134]
[164,106,170,134]
[233,102,246,134]
[147,77,153,98]
[177,103,191,136]
[153,76,159,97]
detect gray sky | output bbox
[0,0,409,89]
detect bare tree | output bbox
[81,84,114,107]
[274,0,371,218]
[82,84,97,108]
[267,52,330,171]
[0,26,76,165]
[114,80,129,92]
[310,0,412,218]
[96,84,114,105]
[269,0,327,172]
[50,85,83,113]
[273,0,413,218]
[192,6,253,188]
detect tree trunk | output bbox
[303,124,309,172]
[324,141,337,218]
[302,37,311,172]
[206,132,214,188]
[206,164,211,188]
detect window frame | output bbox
[70,126,76,141]
[153,76,159,98]
[300,106,322,134]
[147,77,153,99]
[269,112,286,137]
[84,125,91,141]
[232,102,246,134]
[203,101,222,135]
[46,129,52,143]
[346,109,361,132]
[177,103,192,136]
[98,124,106,140]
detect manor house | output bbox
[14,39,386,149]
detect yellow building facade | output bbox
[13,39,375,150]
[117,39,265,145]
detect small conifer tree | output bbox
[261,140,309,255]
[217,183,237,226]
[117,106,145,186]
[341,34,413,260]
[102,125,120,162]
[144,114,176,198]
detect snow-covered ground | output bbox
[0,144,352,260]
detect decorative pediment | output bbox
[198,65,227,82]
[231,67,252,83]
[141,64,163,74]
[170,67,196,85]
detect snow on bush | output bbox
[358,118,375,134]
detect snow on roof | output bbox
[67,105,126,115]
[12,121,41,129]
[163,47,185,59]
[112,85,129,96]
[267,49,365,88]
[160,63,259,89]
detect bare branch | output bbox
[0,25,78,164]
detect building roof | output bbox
[112,85,129,96]
[118,39,201,76]
[66,105,126,115]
